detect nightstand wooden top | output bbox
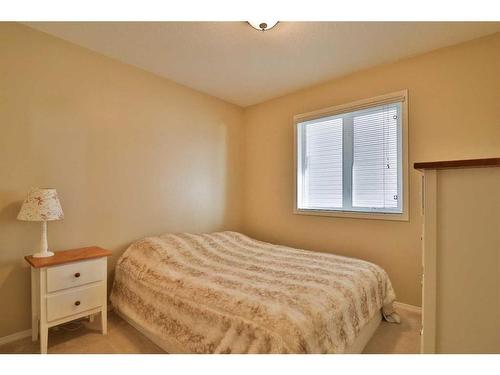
[25,246,112,268]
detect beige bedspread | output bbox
[110,231,397,353]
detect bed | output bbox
[110,231,399,353]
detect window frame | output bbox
[293,90,409,221]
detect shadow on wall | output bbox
[0,195,36,263]
[0,193,34,335]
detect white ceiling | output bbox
[25,22,500,107]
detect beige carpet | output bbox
[363,306,421,354]
[0,313,163,354]
[0,307,421,354]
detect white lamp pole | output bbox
[35,221,54,258]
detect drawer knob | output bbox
[74,300,81,306]
[74,272,81,278]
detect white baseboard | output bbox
[0,329,32,346]
[394,301,422,314]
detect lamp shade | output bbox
[17,188,64,221]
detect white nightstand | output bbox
[25,246,112,354]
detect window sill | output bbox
[293,208,409,221]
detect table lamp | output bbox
[17,188,64,258]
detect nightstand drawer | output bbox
[46,258,106,292]
[46,284,103,322]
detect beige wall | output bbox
[0,23,244,337]
[242,32,500,306]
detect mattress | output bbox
[110,231,398,353]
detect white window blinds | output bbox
[302,117,343,209]
[296,101,403,215]
[352,106,399,209]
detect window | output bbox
[294,91,408,220]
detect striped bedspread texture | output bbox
[110,231,397,353]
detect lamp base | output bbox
[32,251,55,258]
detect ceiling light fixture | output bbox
[248,21,279,31]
